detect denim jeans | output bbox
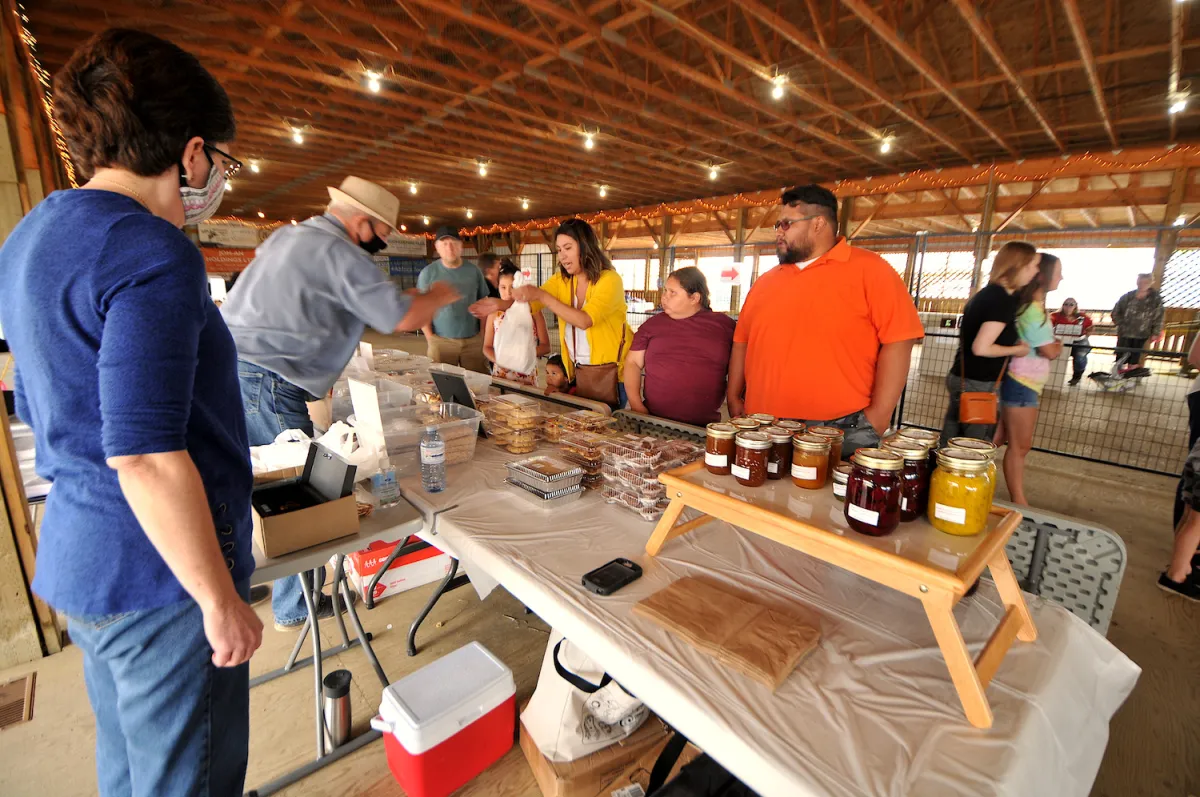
[940,373,999,445]
[66,580,251,797]
[1174,390,1200,527]
[794,409,881,460]
[237,360,321,625]
[1069,342,1090,381]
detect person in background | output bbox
[221,176,457,631]
[483,261,550,384]
[994,253,1063,506]
[1162,438,1200,600]
[478,251,502,299]
[1172,334,1200,529]
[471,219,631,406]
[624,267,736,426]
[1111,273,1164,373]
[0,29,262,795]
[1050,298,1093,386]
[727,185,923,457]
[941,242,1039,444]
[419,227,492,373]
[544,354,575,396]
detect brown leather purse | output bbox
[571,322,626,407]
[958,342,1007,425]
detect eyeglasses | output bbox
[203,144,242,180]
[773,215,820,233]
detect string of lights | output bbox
[14,1,76,187]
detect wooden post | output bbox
[1153,168,1189,289]
[656,215,672,287]
[837,195,854,238]
[903,236,920,290]
[970,170,999,295]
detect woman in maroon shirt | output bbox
[623,267,737,426]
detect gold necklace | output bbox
[89,178,148,208]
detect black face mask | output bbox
[358,229,388,255]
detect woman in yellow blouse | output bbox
[471,219,631,404]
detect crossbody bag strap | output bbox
[993,357,1009,391]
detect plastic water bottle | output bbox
[420,426,446,493]
[371,467,401,508]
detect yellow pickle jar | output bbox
[947,437,999,505]
[927,447,994,537]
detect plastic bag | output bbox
[493,271,538,377]
[316,421,385,479]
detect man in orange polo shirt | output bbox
[727,185,923,457]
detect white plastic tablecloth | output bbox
[398,444,1140,797]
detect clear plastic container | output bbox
[506,456,584,492]
[429,363,492,395]
[504,428,538,454]
[373,349,432,374]
[558,409,615,433]
[603,437,665,470]
[559,432,612,461]
[560,451,603,475]
[504,478,584,508]
[364,403,482,477]
[601,484,666,522]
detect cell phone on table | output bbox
[582,558,643,596]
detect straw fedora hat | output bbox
[326,176,399,229]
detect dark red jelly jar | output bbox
[882,439,931,522]
[844,448,903,536]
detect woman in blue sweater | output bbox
[0,30,262,795]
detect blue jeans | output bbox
[67,580,251,797]
[1070,343,1090,381]
[1000,375,1041,408]
[237,360,321,625]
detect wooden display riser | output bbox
[647,460,1036,730]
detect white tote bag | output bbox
[521,631,648,762]
[493,271,538,377]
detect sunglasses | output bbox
[773,215,820,233]
[203,143,242,180]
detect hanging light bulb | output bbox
[1170,96,1189,115]
[584,132,595,150]
[466,208,473,219]
[477,161,488,177]
[771,74,786,100]
[400,224,407,232]
[1175,214,1188,226]
[249,160,261,174]
[880,135,894,154]
[291,219,297,225]
[521,198,530,210]
[409,182,418,195]
[257,211,265,219]
[292,128,304,144]
[365,70,381,93]
[599,185,608,198]
[708,165,719,180]
[422,216,430,225]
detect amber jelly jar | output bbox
[808,426,845,480]
[790,433,831,489]
[704,422,737,476]
[948,437,999,505]
[844,448,904,536]
[928,447,993,537]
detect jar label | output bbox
[704,452,728,468]
[833,482,847,498]
[934,503,967,525]
[767,461,779,474]
[901,496,909,511]
[731,464,750,480]
[847,502,879,526]
[791,464,818,480]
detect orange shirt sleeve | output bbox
[863,258,924,344]
[733,275,764,344]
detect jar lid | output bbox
[948,437,997,458]
[852,448,904,471]
[896,427,939,447]
[792,433,831,453]
[776,420,806,431]
[731,418,761,430]
[706,422,737,439]
[749,413,775,424]
[936,447,990,472]
[735,431,772,450]
[882,439,929,461]
[764,425,794,442]
[832,462,853,480]
[809,425,845,440]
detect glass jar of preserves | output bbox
[948,437,999,504]
[844,448,903,536]
[928,447,993,537]
[764,426,794,481]
[790,433,831,489]
[883,439,931,522]
[749,413,776,427]
[704,422,737,476]
[808,426,845,479]
[732,431,771,487]
[896,427,940,470]
[731,417,761,433]
[776,420,806,435]
[831,463,852,501]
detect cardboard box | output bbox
[345,538,455,602]
[519,715,700,797]
[252,443,359,558]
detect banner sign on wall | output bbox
[201,246,256,273]
[382,233,428,257]
[197,223,262,248]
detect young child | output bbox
[544,354,575,396]
[483,261,549,385]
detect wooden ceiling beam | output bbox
[949,0,1064,152]
[1169,0,1184,141]
[838,0,1018,158]
[1060,0,1119,147]
[737,0,973,162]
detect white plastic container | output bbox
[372,642,515,797]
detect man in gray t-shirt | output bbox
[417,226,491,373]
[221,176,456,630]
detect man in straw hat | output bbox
[222,176,457,630]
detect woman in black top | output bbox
[940,242,1040,444]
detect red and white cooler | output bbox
[371,642,515,797]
